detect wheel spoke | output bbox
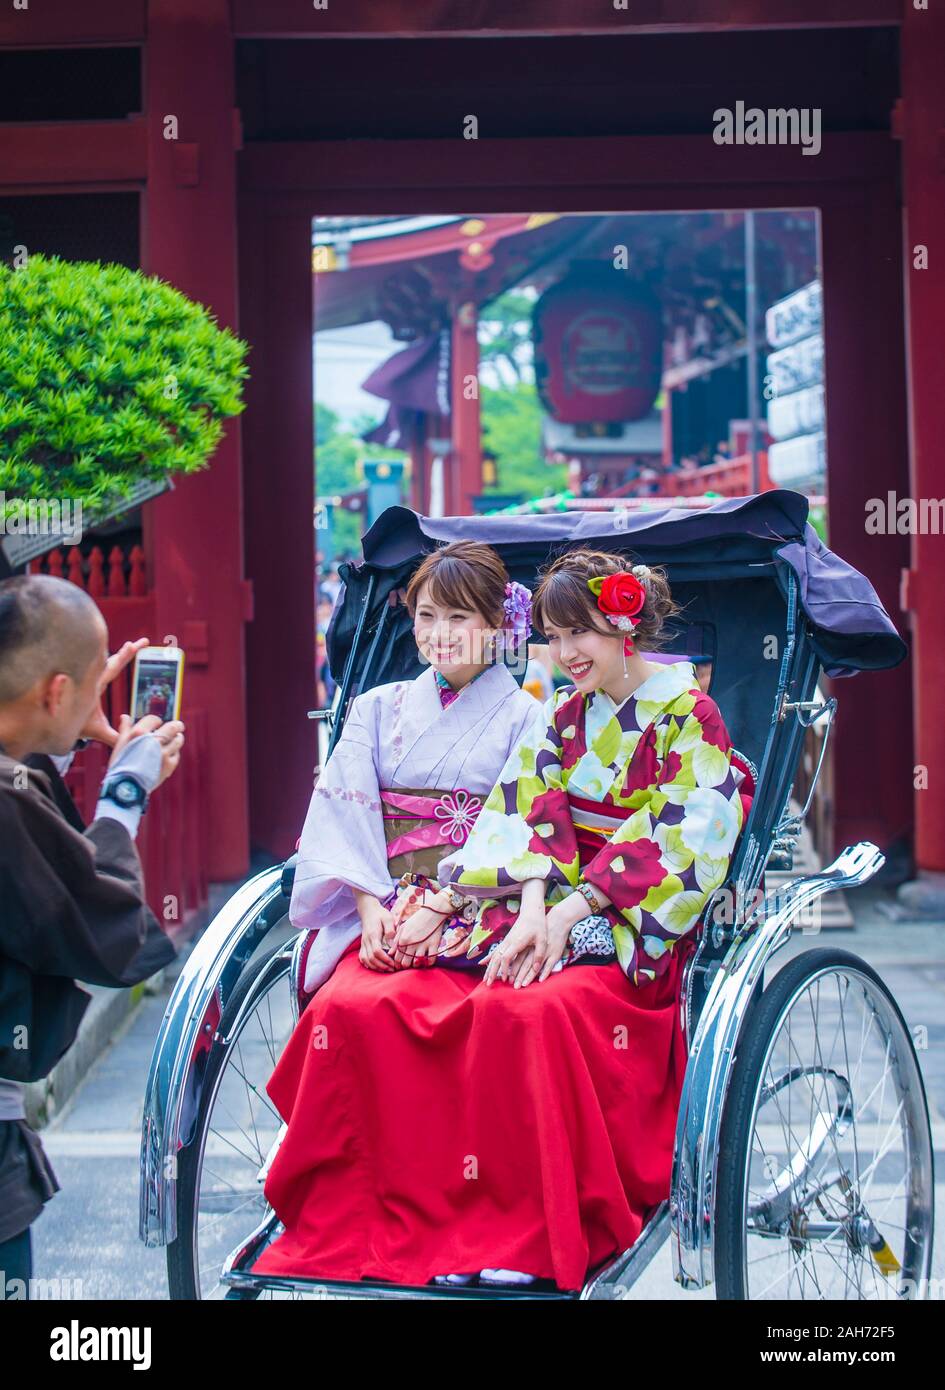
[177,956,296,1299]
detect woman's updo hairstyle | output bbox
[532,547,683,652]
[404,539,509,629]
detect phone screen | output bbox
[132,656,183,722]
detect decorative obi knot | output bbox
[432,789,482,842]
[380,787,483,860]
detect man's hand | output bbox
[108,713,185,788]
[81,637,150,747]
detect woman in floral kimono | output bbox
[254,546,746,1292]
[437,553,746,992]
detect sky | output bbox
[313,303,536,428]
[313,320,398,428]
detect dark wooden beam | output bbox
[0,119,147,187]
[0,0,145,46]
[0,0,900,46]
[233,29,898,143]
[240,132,897,202]
[232,0,900,39]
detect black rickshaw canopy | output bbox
[333,490,907,682]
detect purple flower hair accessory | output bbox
[501,580,533,649]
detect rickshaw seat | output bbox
[729,747,757,828]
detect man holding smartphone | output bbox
[0,573,185,1297]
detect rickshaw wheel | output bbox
[714,948,934,1301]
[166,935,297,1300]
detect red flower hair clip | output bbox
[587,566,650,633]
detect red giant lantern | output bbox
[532,268,662,424]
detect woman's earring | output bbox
[623,635,634,678]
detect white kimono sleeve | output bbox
[288,691,395,937]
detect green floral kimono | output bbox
[437,660,746,986]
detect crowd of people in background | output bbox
[577,439,734,502]
[674,439,732,473]
[315,552,347,712]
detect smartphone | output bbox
[129,646,185,722]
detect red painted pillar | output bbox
[898,6,945,905]
[450,302,481,515]
[819,191,912,868]
[142,0,249,880]
[238,194,316,858]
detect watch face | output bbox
[114,778,141,806]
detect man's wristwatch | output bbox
[100,773,150,814]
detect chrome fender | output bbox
[670,840,886,1291]
[139,866,290,1248]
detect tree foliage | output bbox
[0,253,249,516]
[480,380,566,502]
[478,290,536,386]
[315,403,405,557]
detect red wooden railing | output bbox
[33,542,149,598]
[30,542,210,936]
[662,451,772,497]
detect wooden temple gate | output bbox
[0,2,941,911]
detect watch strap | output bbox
[101,772,150,812]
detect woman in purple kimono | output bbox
[287,540,543,996]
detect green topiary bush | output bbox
[0,253,250,518]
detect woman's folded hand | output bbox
[537,897,589,982]
[483,906,548,988]
[355,893,398,972]
[391,907,445,968]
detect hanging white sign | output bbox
[766,280,823,350]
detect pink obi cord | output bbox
[380,788,483,859]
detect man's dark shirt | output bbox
[0,749,176,1241]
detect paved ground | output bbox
[31,881,945,1301]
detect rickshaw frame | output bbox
[139,491,918,1299]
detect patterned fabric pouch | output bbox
[562,914,617,966]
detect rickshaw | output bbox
[139,489,934,1300]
